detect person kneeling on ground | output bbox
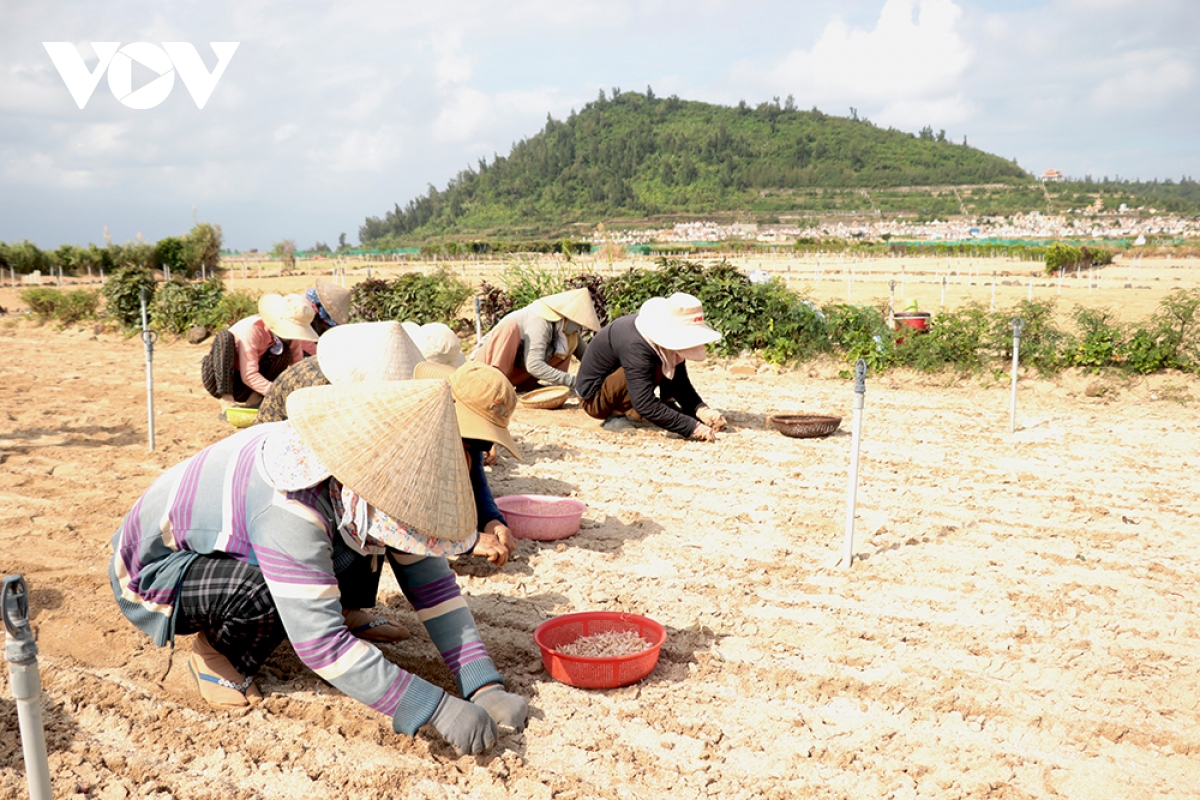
[575,292,728,442]
[472,287,601,392]
[412,360,520,567]
[201,293,318,411]
[109,380,528,755]
[304,278,352,337]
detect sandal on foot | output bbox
[189,633,255,710]
[188,653,254,709]
[343,609,411,643]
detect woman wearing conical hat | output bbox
[109,380,528,755]
[200,293,319,412]
[254,320,425,426]
[472,287,601,392]
[304,278,352,337]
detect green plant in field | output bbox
[994,299,1068,374]
[602,258,827,362]
[1120,323,1175,374]
[501,258,566,310]
[1069,306,1121,372]
[897,302,993,373]
[19,287,100,327]
[821,302,894,371]
[1117,288,1200,374]
[20,288,63,320]
[102,266,157,331]
[351,269,472,325]
[205,289,260,331]
[152,276,226,336]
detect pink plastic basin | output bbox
[495,494,588,541]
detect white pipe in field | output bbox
[140,289,156,453]
[1010,317,1024,433]
[841,360,867,569]
[1028,276,1033,301]
[3,576,52,800]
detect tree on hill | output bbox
[360,92,1031,245]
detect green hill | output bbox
[359,91,1036,245]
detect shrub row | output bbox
[18,259,1200,377]
[477,257,1200,375]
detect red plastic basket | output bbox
[534,611,667,689]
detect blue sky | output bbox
[1,0,1197,251]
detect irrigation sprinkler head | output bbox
[854,359,867,394]
[1012,317,1025,338]
[3,575,38,663]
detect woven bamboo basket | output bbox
[766,413,841,439]
[518,386,570,410]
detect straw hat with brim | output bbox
[539,287,602,332]
[285,380,475,542]
[418,322,466,367]
[259,293,320,342]
[314,279,352,326]
[635,293,722,351]
[413,361,521,459]
[317,321,424,384]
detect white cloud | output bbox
[432,30,473,87]
[432,87,493,143]
[3,151,100,190]
[735,0,972,116]
[1090,53,1193,111]
[322,127,403,173]
[273,123,297,142]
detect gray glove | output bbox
[472,685,529,732]
[429,693,497,755]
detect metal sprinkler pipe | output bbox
[3,575,52,800]
[140,288,158,452]
[1010,317,1024,433]
[841,359,868,569]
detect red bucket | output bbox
[894,311,931,332]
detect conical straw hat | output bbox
[317,321,424,384]
[285,380,475,541]
[314,279,352,326]
[539,287,601,331]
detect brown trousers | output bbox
[581,368,634,419]
[477,321,572,392]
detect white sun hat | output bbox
[258,293,319,342]
[417,322,466,368]
[634,292,722,351]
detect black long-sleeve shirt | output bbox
[575,313,704,438]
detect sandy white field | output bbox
[1,257,1199,799]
